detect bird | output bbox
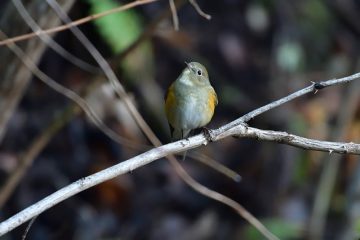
[164,61,218,141]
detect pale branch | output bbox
[11,0,100,74]
[1,113,360,235]
[0,29,141,150]
[0,135,205,236]
[231,126,360,155]
[169,0,179,30]
[21,217,37,240]
[188,0,211,20]
[0,0,159,46]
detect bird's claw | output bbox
[202,127,214,142]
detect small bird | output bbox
[165,62,218,140]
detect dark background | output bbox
[1,0,360,239]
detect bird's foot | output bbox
[202,127,214,142]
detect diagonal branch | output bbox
[11,0,100,74]
[1,117,360,235]
[0,72,359,236]
[0,0,159,46]
[188,0,211,20]
[169,0,179,30]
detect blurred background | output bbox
[0,0,360,239]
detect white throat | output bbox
[178,69,194,86]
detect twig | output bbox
[112,0,187,64]
[189,152,241,182]
[188,0,211,20]
[167,158,274,239]
[169,0,179,30]
[232,126,360,154]
[0,0,75,143]
[11,0,100,74]
[0,0,159,46]
[21,217,37,240]
[0,30,141,150]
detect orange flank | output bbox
[207,89,218,120]
[165,83,176,126]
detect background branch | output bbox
[0,0,75,143]
[0,0,159,46]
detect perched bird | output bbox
[165,62,218,140]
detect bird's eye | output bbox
[197,70,202,76]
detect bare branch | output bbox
[0,30,142,150]
[0,0,159,46]
[1,108,360,235]
[169,0,179,30]
[21,217,37,240]
[0,131,276,239]
[189,152,241,182]
[188,0,211,20]
[11,0,101,74]
[232,126,360,154]
[167,158,275,240]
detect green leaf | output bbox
[86,0,142,54]
[84,0,155,84]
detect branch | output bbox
[1,105,360,235]
[11,0,100,74]
[232,126,360,155]
[188,0,211,20]
[0,0,159,46]
[169,0,179,30]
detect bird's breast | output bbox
[174,87,216,129]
